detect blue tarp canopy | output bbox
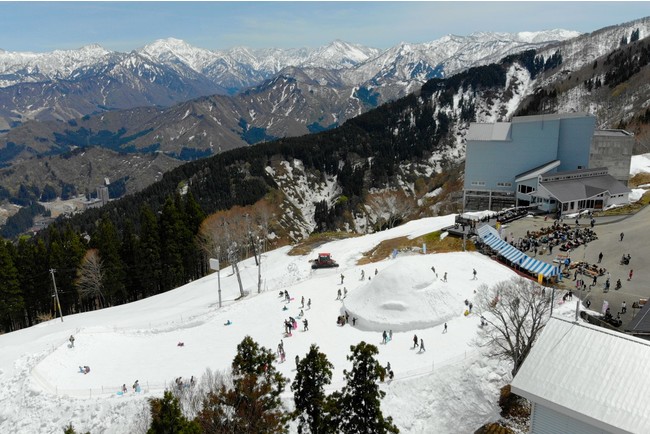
[477,225,559,277]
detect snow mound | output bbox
[343,256,460,332]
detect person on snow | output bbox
[442,272,448,282]
[361,270,365,280]
[352,317,357,326]
[388,370,394,380]
[190,376,195,387]
[386,362,391,372]
[340,274,345,284]
[431,265,436,274]
[345,311,350,323]
[419,338,425,352]
[337,288,342,300]
[472,269,477,280]
[285,291,290,302]
[343,287,348,298]
[83,366,90,374]
[443,322,448,333]
[413,334,419,349]
[277,340,284,355]
[307,298,312,309]
[279,347,286,363]
[122,384,127,394]
[69,335,75,348]
[133,380,140,392]
[389,330,393,341]
[295,355,300,368]
[299,309,304,318]
[382,330,388,344]
[303,318,308,331]
[301,296,305,308]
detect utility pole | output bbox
[50,269,64,322]
[257,237,262,294]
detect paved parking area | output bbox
[495,206,650,329]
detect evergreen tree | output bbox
[137,204,162,297]
[14,238,50,327]
[0,240,23,332]
[120,219,139,302]
[92,216,126,305]
[159,197,186,291]
[197,336,288,433]
[334,342,398,434]
[291,344,334,434]
[47,224,86,315]
[147,390,201,434]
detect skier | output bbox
[413,334,419,349]
[386,362,391,372]
[388,370,394,380]
[69,335,75,348]
[277,340,284,355]
[303,318,308,331]
[431,265,436,274]
[361,270,365,280]
[340,273,345,284]
[337,288,342,300]
[419,338,425,352]
[442,272,447,282]
[352,317,357,326]
[375,268,378,275]
[121,384,127,394]
[443,322,448,333]
[301,296,305,308]
[285,291,290,302]
[279,347,286,363]
[295,355,300,368]
[382,330,388,344]
[343,287,348,298]
[133,380,140,392]
[472,269,477,280]
[389,330,393,341]
[307,298,312,309]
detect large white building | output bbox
[463,113,634,214]
[511,317,650,434]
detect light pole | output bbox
[49,269,64,322]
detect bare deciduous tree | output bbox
[366,190,415,230]
[75,249,106,308]
[474,276,552,375]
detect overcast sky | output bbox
[1,2,648,52]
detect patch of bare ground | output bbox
[357,230,476,265]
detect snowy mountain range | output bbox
[0,30,579,129]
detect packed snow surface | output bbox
[0,215,578,433]
[630,152,650,176]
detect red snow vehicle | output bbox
[311,253,339,269]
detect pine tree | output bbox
[92,216,126,305]
[137,204,162,297]
[291,344,335,434]
[147,390,201,434]
[0,240,23,332]
[197,336,289,433]
[334,341,398,434]
[159,197,186,291]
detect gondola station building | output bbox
[463,113,633,214]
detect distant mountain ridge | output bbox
[0,30,579,130]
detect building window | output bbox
[518,185,534,194]
[470,181,486,186]
[497,182,512,187]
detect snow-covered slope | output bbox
[0,214,580,433]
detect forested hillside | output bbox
[2,33,650,332]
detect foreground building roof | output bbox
[511,317,650,433]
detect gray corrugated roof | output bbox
[593,129,633,137]
[510,112,592,123]
[515,160,560,182]
[541,167,607,180]
[540,174,631,202]
[466,122,512,141]
[511,317,650,433]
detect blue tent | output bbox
[477,225,559,277]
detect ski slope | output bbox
[0,214,579,433]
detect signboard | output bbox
[209,258,220,271]
[538,273,544,284]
